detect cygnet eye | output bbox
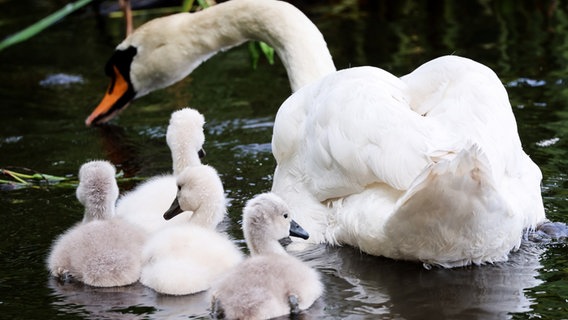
[177,185,181,192]
[283,213,288,219]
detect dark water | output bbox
[1,1,568,319]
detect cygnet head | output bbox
[242,193,309,256]
[163,164,226,229]
[166,108,206,175]
[75,160,119,223]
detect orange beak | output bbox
[85,66,134,126]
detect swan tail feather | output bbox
[386,143,522,267]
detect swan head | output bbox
[163,164,226,229]
[85,46,137,126]
[75,160,119,222]
[242,193,309,255]
[85,13,207,127]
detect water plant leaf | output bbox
[248,42,261,69]
[259,41,275,65]
[181,0,196,12]
[248,41,275,69]
[0,167,144,190]
[196,0,210,9]
[1,168,69,185]
[181,0,209,12]
[0,0,95,52]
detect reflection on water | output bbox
[48,279,211,319]
[47,241,544,320]
[298,241,543,320]
[39,74,85,88]
[96,125,143,178]
[1,0,568,319]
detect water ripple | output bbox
[536,137,560,147]
[39,73,84,87]
[507,78,546,88]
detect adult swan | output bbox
[86,0,551,267]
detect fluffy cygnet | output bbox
[211,192,322,320]
[47,160,147,287]
[115,107,206,234]
[140,164,243,295]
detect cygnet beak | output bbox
[163,197,183,220]
[289,219,309,240]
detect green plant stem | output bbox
[181,0,195,12]
[0,0,95,52]
[1,167,150,190]
[2,169,66,183]
[196,0,209,9]
[1,170,28,184]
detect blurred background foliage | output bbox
[5,0,563,75]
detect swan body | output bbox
[211,193,322,320]
[115,107,206,234]
[140,164,243,295]
[47,161,147,287]
[271,59,545,267]
[87,0,547,266]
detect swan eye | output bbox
[177,185,181,192]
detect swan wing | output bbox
[273,66,456,201]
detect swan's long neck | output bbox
[191,199,225,229]
[169,143,201,176]
[124,0,335,94]
[166,109,205,176]
[83,197,116,223]
[191,0,336,91]
[247,234,288,256]
[245,223,288,256]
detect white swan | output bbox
[271,60,545,267]
[211,192,322,319]
[85,0,548,266]
[115,107,206,234]
[47,160,147,287]
[140,164,243,295]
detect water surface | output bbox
[1,1,567,319]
